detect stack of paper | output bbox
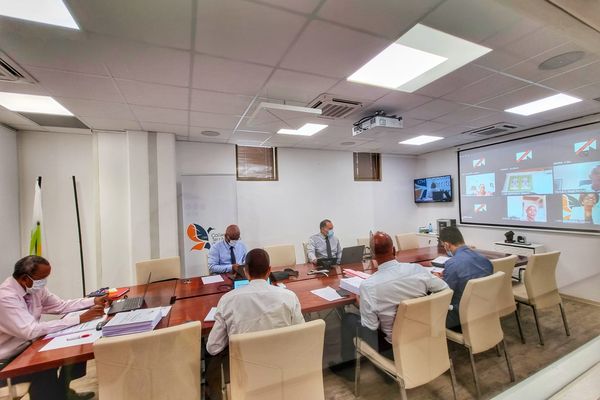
[342,269,371,279]
[310,287,343,301]
[102,307,162,337]
[431,256,450,267]
[339,276,364,295]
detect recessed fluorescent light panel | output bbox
[505,93,582,116]
[348,24,491,92]
[399,135,443,145]
[0,92,73,115]
[0,0,79,29]
[278,123,328,136]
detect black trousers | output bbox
[340,313,393,364]
[446,309,462,332]
[0,362,86,400]
[205,349,229,400]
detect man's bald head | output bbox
[371,231,395,264]
[225,225,240,241]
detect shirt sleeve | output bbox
[336,238,342,263]
[426,272,449,293]
[208,243,232,274]
[206,302,229,355]
[306,237,317,262]
[442,260,460,292]
[41,290,95,315]
[359,283,379,331]
[239,243,247,265]
[0,295,82,341]
[290,293,305,325]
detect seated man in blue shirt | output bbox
[207,225,247,274]
[307,219,342,264]
[438,226,493,331]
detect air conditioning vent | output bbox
[0,51,36,84]
[463,123,520,137]
[308,94,363,118]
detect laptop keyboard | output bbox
[121,297,143,309]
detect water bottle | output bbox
[428,222,433,233]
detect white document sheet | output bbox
[40,330,103,352]
[204,307,218,322]
[160,306,172,317]
[201,275,224,285]
[310,287,343,302]
[424,266,445,274]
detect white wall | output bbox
[176,142,419,263]
[0,125,20,278]
[416,147,600,290]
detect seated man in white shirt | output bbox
[205,248,305,399]
[0,256,109,400]
[330,232,448,380]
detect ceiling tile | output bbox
[541,100,600,122]
[541,61,600,92]
[318,0,443,39]
[479,17,542,49]
[327,81,390,103]
[442,73,528,104]
[423,0,521,44]
[477,85,558,111]
[140,122,189,135]
[0,81,49,96]
[280,19,390,78]
[255,0,321,14]
[466,111,550,130]
[192,55,273,95]
[568,82,600,100]
[261,69,338,103]
[80,117,141,131]
[69,0,193,49]
[416,64,493,98]
[27,67,124,102]
[402,99,463,120]
[432,106,496,125]
[54,97,135,120]
[130,105,188,124]
[100,37,191,87]
[190,111,241,129]
[189,125,232,138]
[190,90,253,114]
[116,79,189,109]
[472,49,523,71]
[229,131,272,143]
[195,0,306,65]
[502,27,569,59]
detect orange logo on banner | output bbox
[187,224,213,251]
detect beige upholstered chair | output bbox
[491,255,525,343]
[94,321,201,400]
[228,319,326,400]
[0,380,29,400]
[512,251,569,345]
[354,289,457,400]
[395,233,419,251]
[135,256,181,284]
[264,244,296,267]
[302,242,310,263]
[446,272,515,399]
[356,238,371,258]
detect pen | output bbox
[66,333,92,341]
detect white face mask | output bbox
[26,275,47,294]
[228,239,238,247]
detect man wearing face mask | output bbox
[0,255,109,400]
[438,226,492,331]
[307,219,342,265]
[208,224,247,274]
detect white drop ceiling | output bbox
[0,0,599,155]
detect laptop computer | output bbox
[316,257,338,269]
[107,272,152,315]
[339,245,365,265]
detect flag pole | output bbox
[72,176,86,297]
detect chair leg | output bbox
[448,359,458,400]
[559,303,571,337]
[7,378,17,400]
[514,309,526,344]
[502,338,515,382]
[354,348,361,397]
[468,347,482,399]
[531,305,545,346]
[495,344,502,357]
[399,380,408,400]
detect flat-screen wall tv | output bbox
[414,175,453,203]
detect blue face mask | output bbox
[327,230,334,238]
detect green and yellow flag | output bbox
[29,177,43,256]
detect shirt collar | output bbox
[9,277,27,297]
[248,279,269,287]
[453,245,469,255]
[377,259,399,271]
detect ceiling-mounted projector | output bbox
[352,112,403,137]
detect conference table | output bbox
[0,246,527,380]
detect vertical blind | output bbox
[353,152,381,181]
[236,145,278,181]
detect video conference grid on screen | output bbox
[414,175,452,203]
[458,123,600,233]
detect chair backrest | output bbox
[135,256,181,284]
[264,244,296,267]
[392,289,453,389]
[395,233,419,251]
[524,251,562,309]
[459,272,505,354]
[491,255,518,317]
[356,238,371,257]
[229,320,325,400]
[94,321,201,400]
[302,242,310,263]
